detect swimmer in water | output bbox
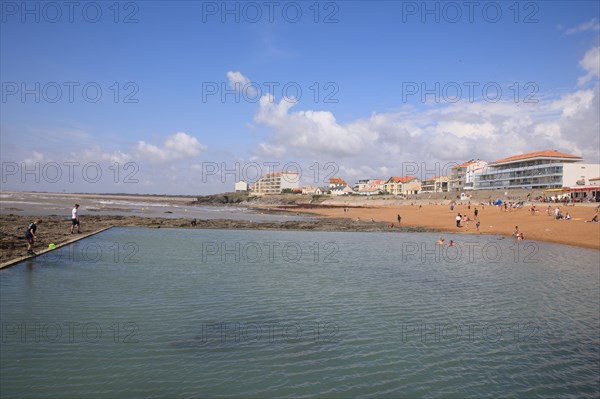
[448,240,456,247]
[437,237,445,246]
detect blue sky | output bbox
[1,1,599,194]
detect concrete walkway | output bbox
[0,227,113,270]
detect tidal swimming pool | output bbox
[1,227,598,398]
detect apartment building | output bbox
[421,176,449,193]
[449,160,488,192]
[251,172,299,195]
[474,150,599,190]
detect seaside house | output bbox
[421,176,450,193]
[357,179,387,195]
[302,186,317,195]
[474,150,600,190]
[251,172,299,195]
[301,186,330,195]
[234,181,249,192]
[449,159,488,192]
[353,179,374,192]
[357,187,382,196]
[383,176,421,196]
[328,177,350,195]
[329,177,347,188]
[331,185,354,195]
[371,179,386,191]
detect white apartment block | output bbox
[251,172,299,195]
[449,160,488,192]
[474,150,600,190]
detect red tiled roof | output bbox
[387,176,417,183]
[329,177,347,184]
[456,161,476,168]
[489,150,582,165]
[451,159,485,169]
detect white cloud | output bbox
[433,121,497,139]
[226,71,251,88]
[564,18,600,35]
[578,46,600,86]
[23,151,45,164]
[253,94,376,158]
[79,146,131,164]
[134,132,207,163]
[250,47,600,177]
[549,89,595,117]
[256,142,287,158]
[226,71,259,98]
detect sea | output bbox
[0,192,307,222]
[1,227,599,398]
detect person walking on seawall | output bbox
[71,204,81,234]
[25,219,41,255]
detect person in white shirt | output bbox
[70,204,81,234]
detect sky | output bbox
[1,0,599,194]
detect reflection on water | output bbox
[1,228,599,398]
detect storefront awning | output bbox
[543,188,570,193]
[569,185,600,191]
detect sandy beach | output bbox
[270,202,600,250]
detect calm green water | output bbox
[1,227,599,398]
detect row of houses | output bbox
[236,174,447,196]
[236,150,600,197]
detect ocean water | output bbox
[0,192,309,221]
[1,228,599,398]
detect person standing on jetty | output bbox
[25,219,41,255]
[70,204,81,234]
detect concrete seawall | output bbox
[0,227,113,270]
